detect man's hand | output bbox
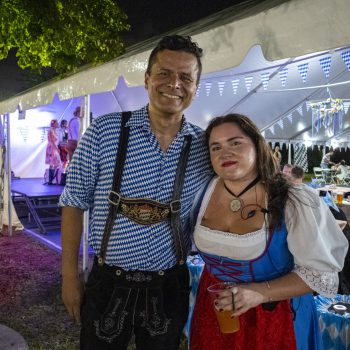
[62,275,84,323]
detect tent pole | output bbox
[288,142,292,164]
[6,113,12,236]
[82,95,91,282]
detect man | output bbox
[59,35,211,349]
[320,151,335,169]
[290,165,304,184]
[282,163,293,178]
[65,106,82,162]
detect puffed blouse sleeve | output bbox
[285,184,348,297]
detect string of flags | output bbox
[198,49,350,97]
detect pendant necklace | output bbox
[223,176,261,212]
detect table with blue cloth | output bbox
[315,295,350,349]
[185,254,205,338]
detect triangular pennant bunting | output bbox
[277,119,284,129]
[344,101,350,114]
[279,67,288,87]
[18,127,29,142]
[217,81,226,96]
[305,101,311,111]
[261,130,265,138]
[196,83,201,97]
[286,114,293,123]
[260,72,270,90]
[341,51,350,71]
[298,63,309,83]
[269,125,275,135]
[296,105,303,116]
[244,76,253,92]
[231,79,239,95]
[319,56,332,79]
[205,82,212,96]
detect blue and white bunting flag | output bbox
[231,79,239,95]
[279,67,288,87]
[205,82,212,96]
[260,72,270,90]
[341,51,350,71]
[196,83,201,97]
[319,56,332,79]
[244,76,253,92]
[298,63,309,83]
[217,81,226,96]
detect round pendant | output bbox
[230,198,241,212]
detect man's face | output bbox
[145,49,199,119]
[282,166,292,177]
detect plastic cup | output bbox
[207,282,240,333]
[337,192,344,204]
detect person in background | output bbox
[320,151,335,169]
[190,113,347,350]
[59,35,211,350]
[282,163,293,178]
[65,106,82,162]
[336,159,349,184]
[273,145,282,168]
[290,165,304,184]
[45,119,61,185]
[58,119,68,168]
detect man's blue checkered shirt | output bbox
[59,106,211,270]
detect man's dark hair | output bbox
[146,35,203,84]
[291,165,304,179]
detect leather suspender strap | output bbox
[170,134,192,265]
[98,111,131,266]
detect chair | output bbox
[313,167,323,179]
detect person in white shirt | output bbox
[66,106,82,162]
[336,160,349,184]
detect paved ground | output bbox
[0,324,29,349]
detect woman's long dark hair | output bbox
[205,113,290,232]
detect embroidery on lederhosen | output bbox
[140,288,171,336]
[94,287,132,343]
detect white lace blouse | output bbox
[193,177,348,297]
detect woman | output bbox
[190,114,347,350]
[336,159,349,184]
[45,119,61,184]
[273,145,282,168]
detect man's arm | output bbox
[61,206,84,322]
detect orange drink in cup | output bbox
[337,192,344,204]
[207,282,240,333]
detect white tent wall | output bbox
[0,0,349,178]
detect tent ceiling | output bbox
[0,0,349,114]
[0,0,350,147]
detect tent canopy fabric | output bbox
[0,0,348,113]
[1,0,350,178]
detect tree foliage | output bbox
[0,0,130,74]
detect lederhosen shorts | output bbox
[80,257,190,350]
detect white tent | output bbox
[1,0,350,179]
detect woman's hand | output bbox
[214,283,268,316]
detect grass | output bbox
[0,230,188,350]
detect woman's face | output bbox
[208,122,258,181]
